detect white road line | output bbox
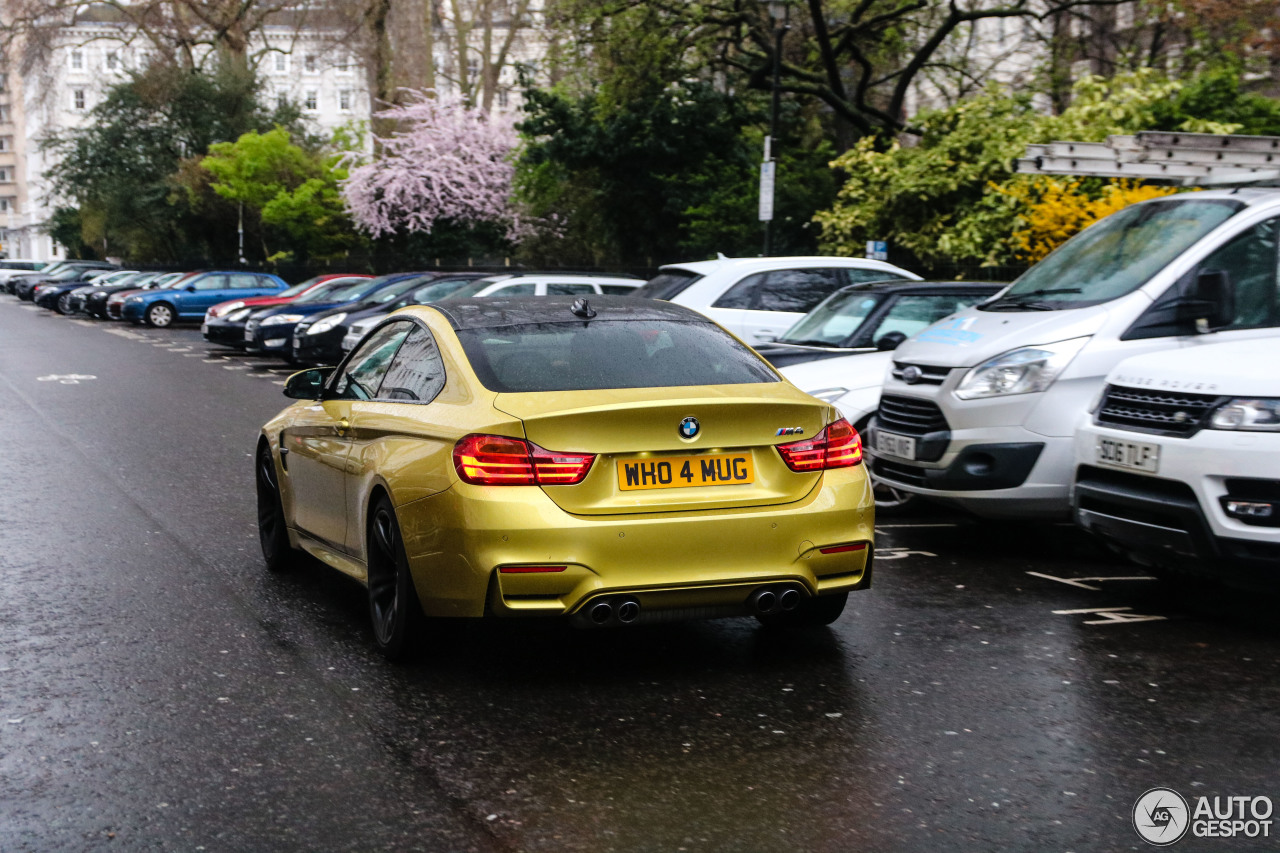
[222,365,249,371]
[1027,571,1156,591]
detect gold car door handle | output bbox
[336,418,350,436]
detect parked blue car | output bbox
[122,271,288,327]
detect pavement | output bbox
[1,299,1277,852]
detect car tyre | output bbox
[56,293,74,314]
[756,591,849,628]
[366,495,425,661]
[256,443,299,573]
[145,302,176,328]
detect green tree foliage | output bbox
[199,128,363,265]
[514,81,837,265]
[44,59,301,264]
[815,70,1280,271]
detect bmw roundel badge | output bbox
[679,417,700,439]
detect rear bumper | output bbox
[395,469,875,619]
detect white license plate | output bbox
[1096,437,1159,473]
[875,430,917,460]
[200,323,208,335]
[244,327,255,341]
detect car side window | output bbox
[491,282,536,295]
[711,273,766,309]
[375,327,446,403]
[331,322,412,401]
[547,283,596,295]
[599,284,636,295]
[192,275,227,291]
[752,268,844,313]
[845,269,906,285]
[1197,217,1279,329]
[229,274,265,289]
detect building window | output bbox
[467,58,480,80]
[106,50,120,71]
[275,92,288,110]
[72,89,86,110]
[304,54,317,73]
[274,53,287,72]
[304,91,317,111]
[0,137,10,152]
[0,105,9,122]
[497,88,508,108]
[0,198,10,212]
[337,54,353,74]
[0,169,10,182]
[338,89,351,111]
[71,49,83,70]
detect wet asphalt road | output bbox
[1,297,1277,852]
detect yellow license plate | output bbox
[617,453,755,491]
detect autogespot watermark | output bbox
[1133,787,1274,846]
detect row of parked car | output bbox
[7,195,1277,590]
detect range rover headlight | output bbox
[1210,398,1280,431]
[954,337,1090,400]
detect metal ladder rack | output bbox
[1015,131,1280,185]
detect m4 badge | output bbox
[775,427,805,436]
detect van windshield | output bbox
[986,198,1243,310]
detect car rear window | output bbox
[632,270,704,300]
[456,320,779,392]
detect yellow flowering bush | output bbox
[1001,179,1180,262]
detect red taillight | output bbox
[776,418,864,472]
[452,434,595,486]
[820,543,868,554]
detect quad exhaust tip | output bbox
[750,584,806,616]
[616,598,641,624]
[589,601,613,625]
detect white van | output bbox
[1073,337,1280,586]
[864,189,1280,518]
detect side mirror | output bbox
[185,284,197,292]
[1177,269,1234,332]
[283,367,335,400]
[875,331,908,351]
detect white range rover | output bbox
[1072,337,1280,587]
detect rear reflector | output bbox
[499,565,568,574]
[453,434,595,486]
[776,418,864,472]
[819,543,868,554]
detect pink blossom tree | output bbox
[342,92,518,239]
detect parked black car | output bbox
[335,273,490,355]
[36,271,138,313]
[67,272,163,315]
[14,262,117,300]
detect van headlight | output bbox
[1210,399,1280,431]
[954,337,1089,400]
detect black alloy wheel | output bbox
[56,293,74,314]
[756,591,849,628]
[146,302,175,328]
[366,495,425,661]
[256,443,297,572]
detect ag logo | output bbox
[1133,787,1190,846]
[678,417,700,439]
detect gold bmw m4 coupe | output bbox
[256,296,874,658]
